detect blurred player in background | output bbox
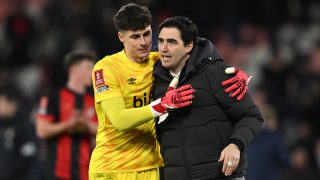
[35,49,98,180]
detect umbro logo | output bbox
[127,78,137,85]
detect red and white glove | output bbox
[150,79,195,117]
[221,67,252,101]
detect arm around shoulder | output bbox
[206,62,264,149]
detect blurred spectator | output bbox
[293,121,318,168]
[246,88,290,180]
[240,24,273,89]
[260,54,293,119]
[5,3,34,67]
[300,44,320,131]
[35,49,98,180]
[0,87,38,180]
[284,145,320,180]
[281,43,320,137]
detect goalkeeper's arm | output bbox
[100,84,194,132]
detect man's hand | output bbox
[150,84,195,117]
[218,143,241,176]
[222,67,252,101]
[66,110,93,134]
[66,111,82,134]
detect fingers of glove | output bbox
[176,88,195,98]
[221,77,238,87]
[230,83,244,97]
[236,88,247,101]
[175,84,193,93]
[224,82,240,93]
[225,67,239,74]
[174,94,194,102]
[176,100,192,108]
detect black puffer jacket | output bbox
[153,37,263,180]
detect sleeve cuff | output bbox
[229,138,245,151]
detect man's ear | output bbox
[118,32,124,43]
[185,42,193,54]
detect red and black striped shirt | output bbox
[37,87,97,180]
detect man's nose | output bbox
[160,42,168,52]
[139,37,147,45]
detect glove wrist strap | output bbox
[149,98,166,117]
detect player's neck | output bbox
[124,50,148,64]
[67,80,86,94]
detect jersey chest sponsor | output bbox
[133,92,153,107]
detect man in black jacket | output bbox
[0,88,38,180]
[153,16,264,180]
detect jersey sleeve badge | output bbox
[94,69,109,93]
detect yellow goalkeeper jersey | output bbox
[89,50,163,173]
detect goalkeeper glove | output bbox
[150,81,195,117]
[222,67,252,101]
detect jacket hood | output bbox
[179,37,223,83]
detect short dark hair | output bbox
[63,49,97,69]
[159,16,198,46]
[0,86,19,103]
[113,3,152,32]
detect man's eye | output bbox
[143,32,151,37]
[168,41,177,45]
